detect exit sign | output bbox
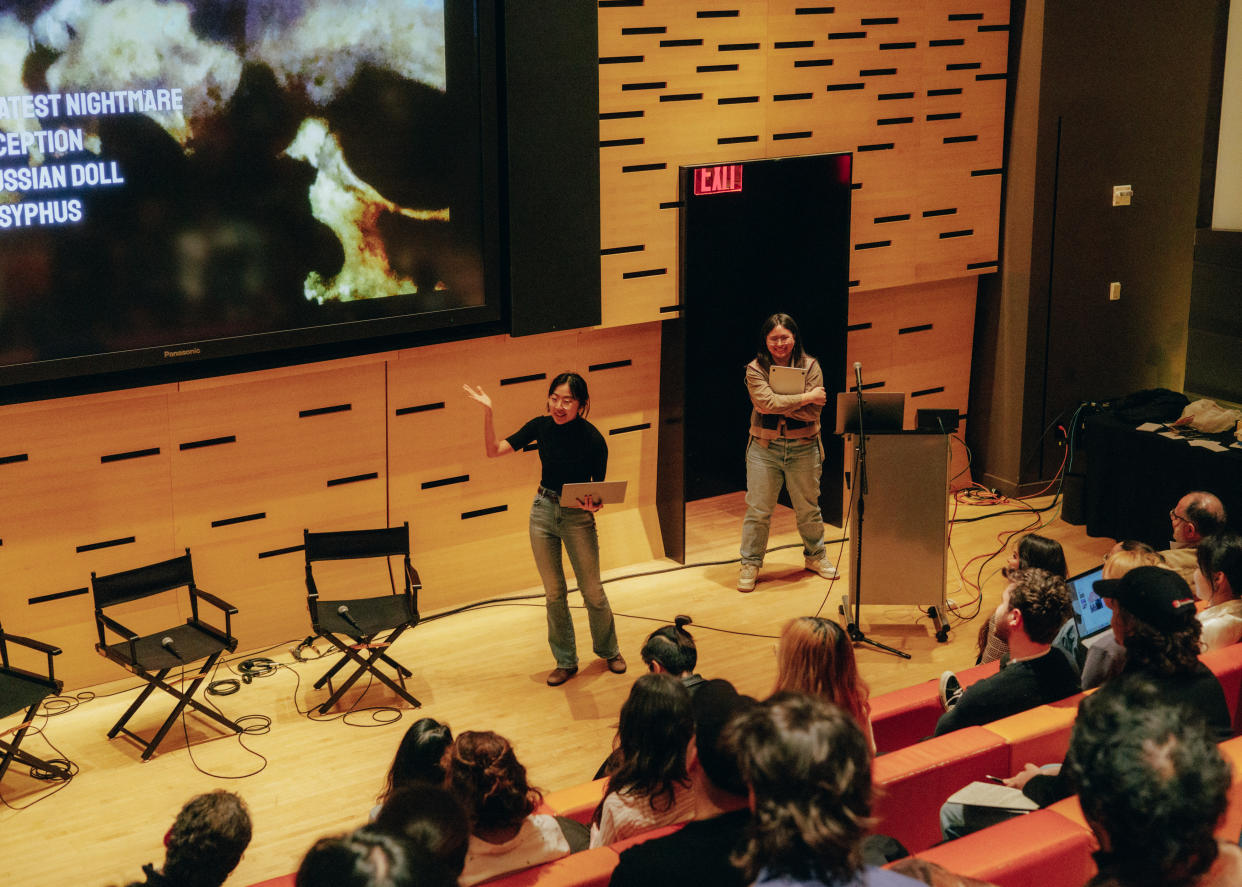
[693,164,744,195]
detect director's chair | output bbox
[303,522,421,714]
[91,551,242,760]
[0,622,71,782]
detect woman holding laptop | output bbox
[464,372,624,686]
[737,313,836,593]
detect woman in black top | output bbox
[464,372,624,686]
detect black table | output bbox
[1084,413,1242,546]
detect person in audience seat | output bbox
[727,691,923,887]
[1069,676,1242,887]
[1194,531,1242,652]
[296,828,457,887]
[590,673,696,847]
[371,717,453,821]
[1080,542,1165,690]
[940,566,1232,841]
[1161,490,1228,587]
[124,790,252,887]
[934,568,1079,737]
[609,679,757,887]
[774,615,875,752]
[444,730,585,885]
[975,533,1068,666]
[371,785,470,883]
[641,614,705,696]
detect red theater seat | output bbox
[871,660,1000,754]
[478,847,620,887]
[871,725,1009,852]
[1203,644,1242,734]
[542,778,607,825]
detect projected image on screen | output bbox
[0,0,493,384]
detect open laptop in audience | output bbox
[1067,565,1112,647]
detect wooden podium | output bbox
[843,431,949,612]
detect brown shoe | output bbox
[547,666,578,686]
[606,654,627,674]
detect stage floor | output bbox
[0,491,1112,886]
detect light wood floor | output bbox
[0,492,1112,887]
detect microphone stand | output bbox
[846,364,910,660]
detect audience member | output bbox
[372,717,453,819]
[590,672,695,847]
[296,828,456,887]
[977,533,1068,665]
[933,568,1078,736]
[773,616,874,752]
[1080,542,1164,689]
[640,614,705,695]
[444,730,579,885]
[941,565,1232,840]
[1194,531,1242,652]
[371,785,470,881]
[1069,676,1242,887]
[728,691,923,887]
[609,679,757,887]
[1161,490,1228,586]
[125,790,252,887]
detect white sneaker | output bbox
[804,555,838,579]
[737,563,759,592]
[939,670,963,709]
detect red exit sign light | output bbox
[693,164,743,195]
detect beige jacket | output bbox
[745,355,823,441]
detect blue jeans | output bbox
[740,436,826,565]
[529,490,620,669]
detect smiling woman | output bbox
[464,373,626,686]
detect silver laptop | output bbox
[559,480,628,506]
[769,364,807,394]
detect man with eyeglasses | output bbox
[1161,491,1227,586]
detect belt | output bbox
[758,415,811,430]
[537,484,560,500]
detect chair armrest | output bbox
[0,631,61,684]
[193,588,239,615]
[1,632,62,657]
[98,612,139,641]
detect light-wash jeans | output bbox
[739,436,826,566]
[529,490,620,669]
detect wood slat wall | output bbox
[0,1,1010,689]
[0,326,663,689]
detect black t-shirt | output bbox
[505,415,608,495]
[609,808,750,887]
[933,648,1081,736]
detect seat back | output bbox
[304,524,411,563]
[91,551,195,609]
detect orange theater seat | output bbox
[871,661,1000,754]
[981,693,1085,772]
[245,876,295,887]
[478,847,620,887]
[542,778,607,825]
[911,805,1097,887]
[1217,736,1242,842]
[871,725,1009,852]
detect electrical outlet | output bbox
[1109,282,1121,301]
[1112,185,1133,206]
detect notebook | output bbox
[1067,565,1111,646]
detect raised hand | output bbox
[462,383,493,410]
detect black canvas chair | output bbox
[303,522,421,714]
[91,551,241,760]
[0,622,71,782]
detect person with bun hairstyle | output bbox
[640,614,704,695]
[370,717,453,820]
[737,313,837,593]
[465,372,625,686]
[444,730,583,885]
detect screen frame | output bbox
[0,0,504,400]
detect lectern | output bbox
[844,431,949,612]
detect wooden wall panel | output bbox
[598,0,1010,327]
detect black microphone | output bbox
[161,636,184,661]
[337,604,363,633]
[854,361,863,392]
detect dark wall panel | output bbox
[504,1,601,336]
[1187,228,1242,403]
